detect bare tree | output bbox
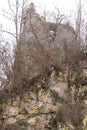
[0,0,29,44]
[0,43,13,90]
[0,2,87,130]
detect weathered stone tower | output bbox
[12,3,79,92]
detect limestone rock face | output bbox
[5,117,17,124]
[50,81,68,99]
[3,106,20,118]
[27,117,36,125]
[24,101,38,114]
[17,7,78,82]
[1,71,87,130]
[12,96,20,107]
[39,90,52,103]
[1,5,87,130]
[8,107,20,116]
[16,114,27,120]
[1,73,68,129]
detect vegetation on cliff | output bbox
[0,1,87,130]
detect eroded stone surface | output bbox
[8,107,20,116]
[1,78,87,130]
[27,117,36,125]
[5,117,17,124]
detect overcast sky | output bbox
[0,0,87,12]
[0,0,87,24]
[0,0,87,38]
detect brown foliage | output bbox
[12,10,80,93]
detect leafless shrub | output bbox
[0,43,13,90]
[11,3,85,96]
[56,103,84,129]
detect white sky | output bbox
[0,0,87,39]
[0,0,87,18]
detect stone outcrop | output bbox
[1,4,87,130]
[0,71,87,130]
[13,6,79,90]
[0,76,64,129]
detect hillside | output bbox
[0,3,87,130]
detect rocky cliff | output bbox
[0,70,87,130]
[0,5,87,130]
